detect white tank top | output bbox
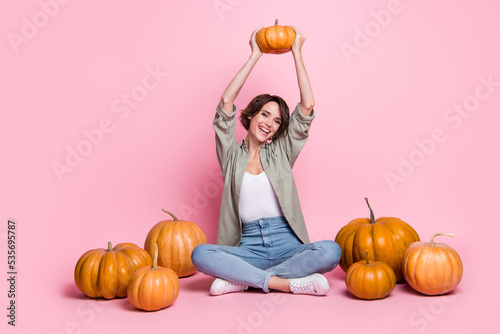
[238,171,284,224]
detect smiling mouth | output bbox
[259,126,270,135]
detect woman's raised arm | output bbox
[220,28,263,113]
[291,26,315,116]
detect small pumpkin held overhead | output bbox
[256,19,296,54]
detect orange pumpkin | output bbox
[144,209,207,277]
[345,251,396,300]
[74,242,152,299]
[403,233,463,295]
[128,244,180,311]
[256,19,296,54]
[335,198,420,281]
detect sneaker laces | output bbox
[289,277,317,294]
[223,281,248,292]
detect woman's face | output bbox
[247,101,282,143]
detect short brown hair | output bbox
[240,94,290,139]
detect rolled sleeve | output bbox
[279,103,315,167]
[213,102,237,173]
[215,102,237,121]
[293,104,315,125]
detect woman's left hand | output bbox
[291,26,306,55]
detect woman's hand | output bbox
[291,26,306,55]
[250,27,263,57]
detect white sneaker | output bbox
[210,278,249,296]
[288,273,330,295]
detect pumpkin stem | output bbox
[162,209,178,221]
[275,19,279,26]
[107,242,113,252]
[364,198,376,224]
[430,233,454,247]
[152,243,159,271]
[364,250,370,265]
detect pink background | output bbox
[2,0,499,333]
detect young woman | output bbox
[191,26,341,296]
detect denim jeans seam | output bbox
[265,243,316,277]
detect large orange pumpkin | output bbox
[74,242,152,299]
[128,244,180,311]
[403,233,463,295]
[345,251,396,300]
[335,198,420,282]
[144,209,207,277]
[256,19,296,54]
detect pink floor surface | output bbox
[52,264,476,334]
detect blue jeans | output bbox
[191,216,341,292]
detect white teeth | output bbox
[259,126,270,134]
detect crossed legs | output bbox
[191,240,341,293]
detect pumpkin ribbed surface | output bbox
[335,198,420,282]
[403,233,463,295]
[345,252,396,300]
[74,242,152,299]
[128,244,180,311]
[256,19,296,54]
[144,210,207,277]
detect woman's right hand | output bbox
[249,27,263,57]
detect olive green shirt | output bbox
[213,102,315,246]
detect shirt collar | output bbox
[241,139,269,151]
